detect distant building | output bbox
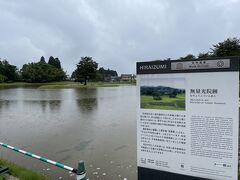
[120,74,136,81]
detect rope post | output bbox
[76,160,86,180]
[0,142,87,179]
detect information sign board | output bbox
[137,57,239,180]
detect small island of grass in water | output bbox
[0,81,136,89]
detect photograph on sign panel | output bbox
[140,78,185,111]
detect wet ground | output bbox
[0,86,137,180]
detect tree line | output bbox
[21,56,66,83]
[178,37,240,60]
[1,37,240,84]
[0,56,118,84]
[0,56,67,83]
[0,60,19,82]
[141,86,185,100]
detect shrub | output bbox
[153,95,162,100]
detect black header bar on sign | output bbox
[136,57,240,74]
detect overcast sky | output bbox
[0,0,240,75]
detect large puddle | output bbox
[0,86,137,180]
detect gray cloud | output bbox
[0,0,240,75]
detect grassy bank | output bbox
[0,81,136,89]
[0,82,37,89]
[38,82,120,89]
[0,159,49,180]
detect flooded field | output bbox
[0,86,137,180]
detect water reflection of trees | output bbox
[23,100,61,112]
[0,100,16,111]
[49,100,61,111]
[77,98,97,111]
[74,89,98,112]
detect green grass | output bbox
[38,81,136,89]
[0,81,136,89]
[0,82,67,89]
[38,82,120,89]
[0,159,49,180]
[0,82,35,89]
[141,94,185,111]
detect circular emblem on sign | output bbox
[217,60,224,67]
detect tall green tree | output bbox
[21,57,66,83]
[40,56,46,63]
[74,57,98,85]
[96,67,118,81]
[210,37,240,57]
[178,37,240,60]
[48,56,62,69]
[0,59,19,82]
